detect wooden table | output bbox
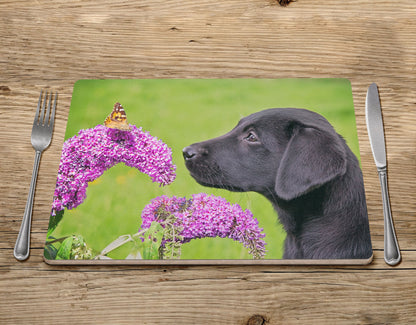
[1,0,415,323]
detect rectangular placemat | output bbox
[44,79,373,265]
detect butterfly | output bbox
[104,102,131,131]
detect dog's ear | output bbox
[275,126,347,201]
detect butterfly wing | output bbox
[104,103,131,131]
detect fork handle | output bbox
[378,168,401,266]
[14,151,42,261]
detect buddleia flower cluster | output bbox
[51,124,176,216]
[140,193,267,259]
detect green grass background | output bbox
[49,78,360,260]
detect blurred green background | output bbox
[49,78,360,260]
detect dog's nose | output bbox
[183,146,197,160]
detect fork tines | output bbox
[34,90,57,127]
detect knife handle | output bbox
[378,168,401,266]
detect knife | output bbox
[365,83,401,266]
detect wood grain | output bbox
[1,0,415,323]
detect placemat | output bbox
[44,79,373,265]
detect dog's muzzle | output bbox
[182,146,197,160]
[182,145,209,161]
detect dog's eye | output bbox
[245,132,258,143]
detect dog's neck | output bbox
[262,187,326,235]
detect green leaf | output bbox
[142,222,164,259]
[142,241,159,260]
[45,236,69,245]
[44,244,58,260]
[144,221,164,239]
[98,234,133,257]
[47,210,64,237]
[56,236,74,260]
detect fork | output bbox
[14,90,57,261]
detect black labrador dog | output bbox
[183,108,372,259]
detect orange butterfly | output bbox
[104,102,131,131]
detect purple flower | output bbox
[51,124,176,216]
[140,193,267,259]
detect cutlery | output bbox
[14,90,57,261]
[365,83,401,266]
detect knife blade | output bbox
[365,83,401,266]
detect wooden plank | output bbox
[0,252,415,324]
[0,0,415,323]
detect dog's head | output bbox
[183,108,347,201]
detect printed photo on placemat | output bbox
[44,79,373,264]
